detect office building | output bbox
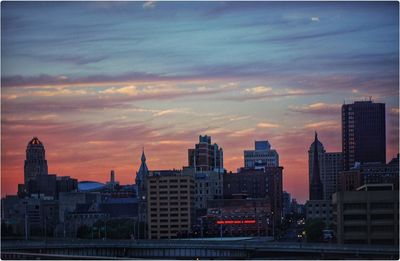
[305,200,333,227]
[146,170,195,239]
[1,195,59,238]
[24,137,48,184]
[308,133,343,200]
[332,184,399,245]
[244,140,279,169]
[342,100,386,170]
[17,174,77,200]
[309,132,324,200]
[188,135,224,172]
[282,191,291,217]
[182,167,223,211]
[339,154,399,192]
[323,152,343,200]
[223,167,283,227]
[195,198,272,237]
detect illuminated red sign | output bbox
[216,220,256,225]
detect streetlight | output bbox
[138,195,146,240]
[200,218,204,238]
[63,210,67,239]
[272,211,275,240]
[219,208,223,239]
[23,202,28,241]
[103,218,107,240]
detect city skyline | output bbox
[2,1,399,203]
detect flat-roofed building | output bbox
[223,167,283,229]
[188,135,224,173]
[244,140,279,168]
[332,184,399,245]
[305,200,333,227]
[339,155,399,192]
[342,100,386,170]
[182,167,223,210]
[194,197,272,237]
[147,170,195,239]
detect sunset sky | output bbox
[1,1,399,202]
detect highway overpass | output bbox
[2,238,399,259]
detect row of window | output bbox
[151,219,188,223]
[150,207,189,212]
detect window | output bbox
[371,214,393,220]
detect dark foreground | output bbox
[2,238,399,260]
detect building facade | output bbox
[305,200,333,227]
[309,132,324,200]
[308,133,343,200]
[188,135,224,172]
[342,100,386,170]
[19,174,77,199]
[332,184,399,245]
[147,170,195,239]
[339,155,399,192]
[282,191,291,217]
[323,152,343,200]
[183,167,223,210]
[244,140,279,169]
[195,198,272,237]
[24,137,48,184]
[135,149,149,236]
[223,167,283,227]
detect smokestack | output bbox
[110,170,115,183]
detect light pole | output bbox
[44,216,47,242]
[137,203,140,241]
[200,218,203,238]
[219,208,223,239]
[272,211,275,240]
[104,218,107,240]
[141,195,146,240]
[255,204,260,237]
[24,202,28,241]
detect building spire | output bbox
[141,147,146,162]
[136,147,149,185]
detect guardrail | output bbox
[2,239,398,259]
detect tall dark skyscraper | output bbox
[309,132,324,200]
[24,137,48,184]
[342,100,386,170]
[136,148,149,234]
[188,135,224,172]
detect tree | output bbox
[305,218,325,242]
[1,222,14,237]
[77,225,92,239]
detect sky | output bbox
[1,1,399,203]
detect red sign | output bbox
[216,220,256,225]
